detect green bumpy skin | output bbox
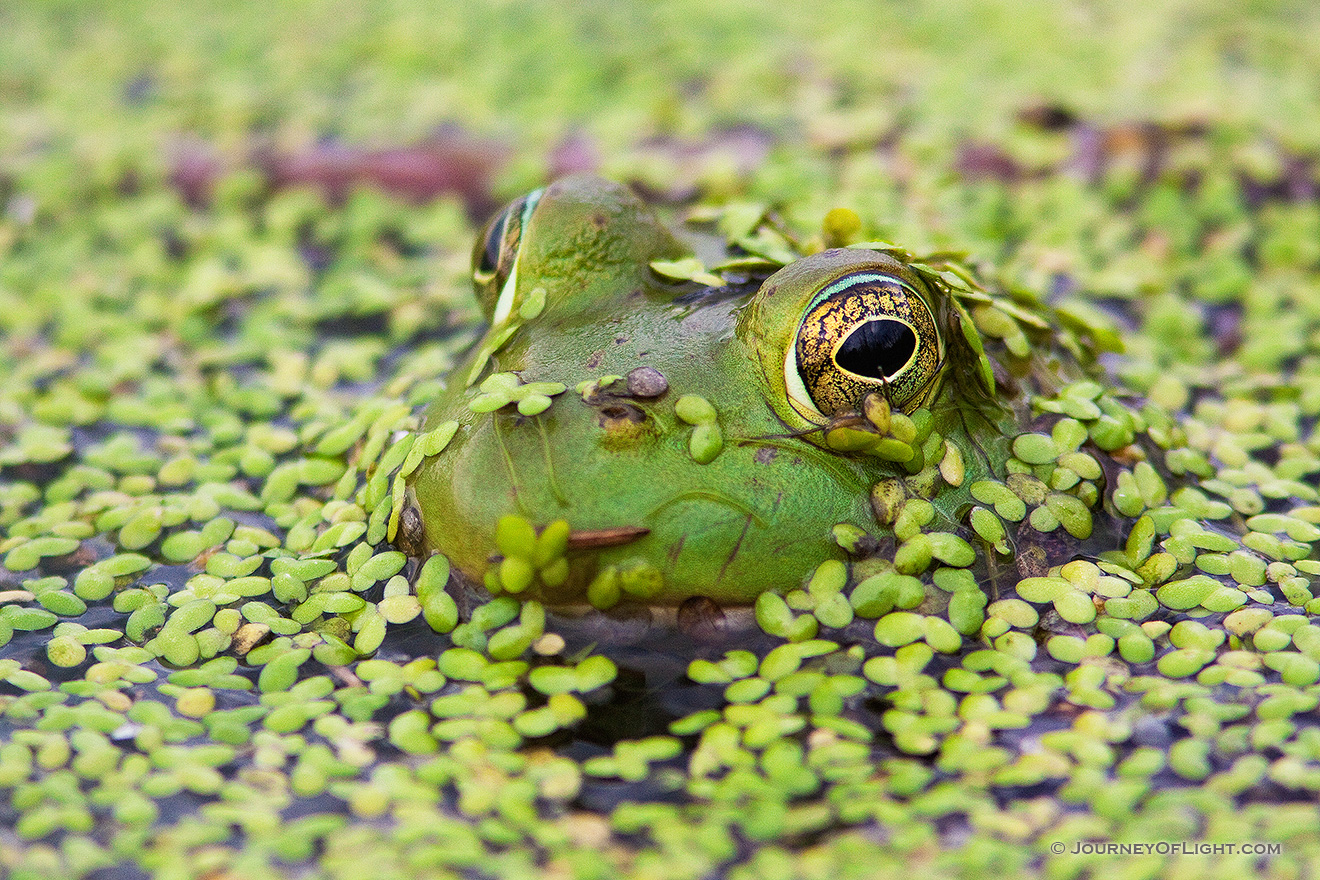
[406,174,1112,607]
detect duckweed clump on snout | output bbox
[6,2,1320,878]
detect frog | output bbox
[400,174,1120,615]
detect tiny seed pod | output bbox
[47,636,87,668]
[675,395,717,425]
[689,422,724,464]
[874,611,924,647]
[495,516,537,559]
[939,440,965,487]
[894,534,933,575]
[1053,590,1097,624]
[587,568,621,610]
[948,590,987,635]
[969,506,1010,554]
[1011,433,1057,465]
[927,532,975,567]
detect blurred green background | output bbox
[6,0,1318,179]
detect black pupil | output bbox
[835,319,917,380]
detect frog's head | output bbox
[406,176,1033,611]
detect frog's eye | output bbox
[474,199,518,279]
[471,189,543,320]
[785,271,943,420]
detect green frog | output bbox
[402,175,1118,612]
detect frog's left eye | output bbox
[471,189,543,320]
[474,199,519,281]
[786,272,943,420]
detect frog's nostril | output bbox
[596,402,655,448]
[835,318,917,380]
[599,403,646,424]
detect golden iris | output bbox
[793,272,942,418]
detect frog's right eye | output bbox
[471,189,543,321]
[739,248,961,439]
[787,271,943,421]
